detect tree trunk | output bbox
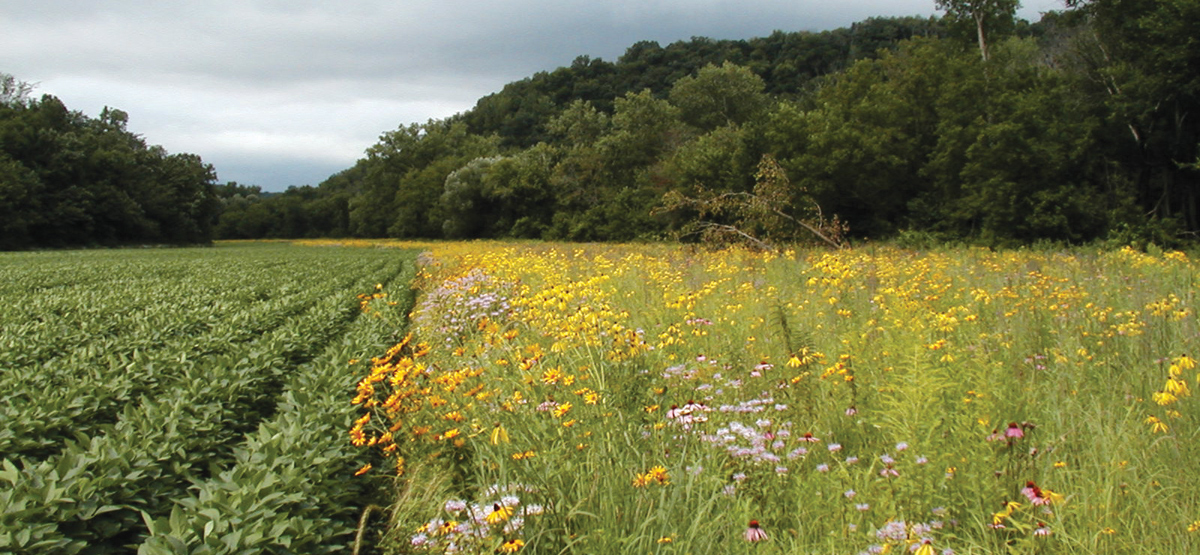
[975,12,989,61]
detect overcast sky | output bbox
[1,0,1063,191]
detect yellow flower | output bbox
[490,424,509,445]
[486,503,514,524]
[553,402,572,418]
[1144,415,1169,433]
[1152,391,1177,406]
[354,463,372,476]
[512,450,536,460]
[499,539,525,553]
[541,367,565,384]
[1165,378,1190,397]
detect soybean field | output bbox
[0,242,419,553]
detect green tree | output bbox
[1,79,218,248]
[935,0,1020,60]
[1060,0,1200,231]
[440,156,499,238]
[668,62,769,131]
[0,152,44,249]
[349,119,499,238]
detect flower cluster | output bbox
[414,267,514,346]
[859,519,951,555]
[410,484,543,553]
[633,465,670,487]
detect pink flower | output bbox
[1022,481,1051,506]
[1005,423,1024,440]
[744,520,768,542]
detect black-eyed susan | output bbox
[487,503,515,524]
[498,539,525,552]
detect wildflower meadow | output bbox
[347,241,1200,554]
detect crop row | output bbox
[0,251,395,461]
[0,246,369,368]
[139,257,419,553]
[0,244,416,553]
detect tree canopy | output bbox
[1,78,219,249]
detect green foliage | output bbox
[203,6,1196,247]
[0,244,419,552]
[668,62,769,131]
[935,0,1021,60]
[0,74,219,249]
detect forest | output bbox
[3,0,1198,249]
[0,75,220,250]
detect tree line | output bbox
[1,74,221,250]
[218,1,1197,247]
[5,0,1196,249]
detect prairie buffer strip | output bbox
[0,244,419,554]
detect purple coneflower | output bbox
[744,520,769,542]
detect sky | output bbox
[1,0,1064,191]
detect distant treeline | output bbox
[1,75,220,250]
[5,0,1198,249]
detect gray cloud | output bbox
[1,0,1063,191]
